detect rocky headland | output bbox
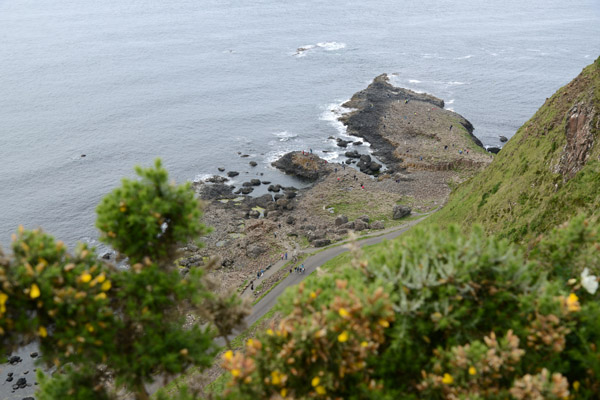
[183,74,492,303]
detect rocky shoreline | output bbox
[181,75,492,306]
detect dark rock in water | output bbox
[8,356,22,365]
[345,150,360,158]
[285,191,297,199]
[499,136,508,143]
[268,184,282,192]
[101,252,111,260]
[234,188,242,194]
[345,159,352,164]
[334,215,348,226]
[272,152,331,181]
[261,181,271,185]
[218,167,225,172]
[205,175,228,184]
[242,181,253,187]
[29,352,38,359]
[249,161,257,167]
[359,154,372,163]
[328,136,335,140]
[392,205,412,220]
[487,147,501,154]
[274,194,284,201]
[81,154,86,157]
[284,186,298,191]
[5,376,13,382]
[240,154,250,158]
[369,162,382,172]
[313,239,331,248]
[16,377,27,388]
[250,179,261,186]
[227,171,239,177]
[240,187,254,194]
[23,397,35,400]
[336,138,352,148]
[354,141,363,145]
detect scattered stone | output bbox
[268,184,281,192]
[392,205,412,219]
[307,230,327,242]
[487,147,501,154]
[240,154,250,158]
[250,179,261,186]
[345,150,360,158]
[358,215,370,223]
[353,141,363,145]
[354,219,369,231]
[240,187,254,194]
[272,152,331,181]
[336,138,352,148]
[285,191,297,199]
[248,210,260,219]
[261,181,271,185]
[313,239,331,247]
[249,161,257,167]
[370,221,384,230]
[218,167,225,172]
[101,252,111,260]
[273,194,284,201]
[247,244,267,258]
[499,136,508,142]
[286,215,296,225]
[227,171,239,177]
[334,215,349,226]
[205,175,229,184]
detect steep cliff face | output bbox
[429,57,600,242]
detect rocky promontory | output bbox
[339,74,490,172]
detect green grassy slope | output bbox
[428,57,600,242]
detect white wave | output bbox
[272,130,298,142]
[455,55,473,60]
[447,81,466,86]
[193,173,215,183]
[526,48,541,52]
[584,54,591,58]
[293,44,315,57]
[320,102,355,136]
[408,79,421,84]
[446,99,455,105]
[317,42,346,51]
[447,107,455,112]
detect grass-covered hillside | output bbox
[430,57,600,242]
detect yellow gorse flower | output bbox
[378,319,390,328]
[338,307,349,318]
[469,366,477,375]
[101,280,112,291]
[271,370,282,385]
[442,373,453,385]
[223,350,233,361]
[311,376,320,387]
[30,283,41,299]
[280,388,288,397]
[567,293,580,312]
[38,326,48,338]
[80,273,92,283]
[316,386,326,395]
[338,331,349,342]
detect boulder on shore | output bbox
[392,205,412,220]
[313,239,331,248]
[334,215,349,226]
[272,151,331,181]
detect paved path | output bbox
[243,216,427,327]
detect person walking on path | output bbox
[285,252,288,260]
[251,282,254,291]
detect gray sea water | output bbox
[1,0,600,252]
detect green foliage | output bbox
[427,59,600,243]
[96,159,207,264]
[222,221,600,399]
[0,160,246,400]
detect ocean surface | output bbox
[1,0,599,252]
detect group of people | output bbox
[292,264,306,274]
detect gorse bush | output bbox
[222,222,600,399]
[0,160,248,400]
